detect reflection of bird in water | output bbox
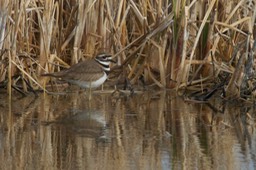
[67,109,111,143]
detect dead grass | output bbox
[0,0,255,99]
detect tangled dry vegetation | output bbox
[0,0,255,100]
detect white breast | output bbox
[67,72,108,88]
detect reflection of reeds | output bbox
[0,92,254,169]
[0,1,255,99]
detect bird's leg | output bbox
[89,82,92,101]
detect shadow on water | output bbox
[0,90,255,170]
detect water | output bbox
[0,90,255,170]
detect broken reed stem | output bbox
[187,0,217,82]
[73,0,86,64]
[176,6,189,89]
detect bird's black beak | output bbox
[106,55,116,63]
[108,59,117,63]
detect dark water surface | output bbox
[0,91,255,170]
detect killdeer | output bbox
[42,53,114,99]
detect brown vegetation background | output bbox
[0,0,255,98]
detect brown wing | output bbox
[46,59,105,82]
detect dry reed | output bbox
[0,0,255,99]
